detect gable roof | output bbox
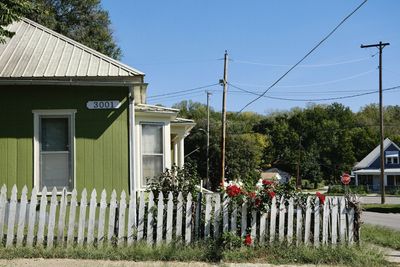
[354,138,400,170]
[0,18,144,79]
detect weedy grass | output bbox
[0,241,390,266]
[362,224,400,250]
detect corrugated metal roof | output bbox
[0,18,144,78]
[354,138,400,169]
[135,104,179,114]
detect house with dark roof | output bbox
[353,138,400,191]
[0,18,194,194]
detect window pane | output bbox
[41,118,69,151]
[142,155,163,186]
[142,124,163,154]
[41,152,70,190]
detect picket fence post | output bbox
[16,186,28,246]
[0,185,7,243]
[304,196,312,245]
[156,192,164,244]
[6,185,17,247]
[108,190,117,243]
[269,196,277,243]
[176,192,183,240]
[331,197,338,245]
[127,190,137,246]
[339,197,347,243]
[314,197,320,247]
[287,197,294,244]
[278,196,286,242]
[204,194,212,238]
[77,189,87,245]
[98,189,107,246]
[166,192,173,243]
[26,187,37,246]
[296,203,302,246]
[57,188,67,246]
[47,187,58,248]
[147,191,155,245]
[213,194,221,238]
[87,189,97,246]
[185,193,192,244]
[137,191,145,241]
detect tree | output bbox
[0,0,33,43]
[27,0,121,59]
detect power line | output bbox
[238,0,368,112]
[232,53,377,68]
[231,69,376,89]
[229,83,400,102]
[147,83,219,99]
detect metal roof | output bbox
[135,104,179,114]
[0,18,144,78]
[354,138,400,170]
[172,117,195,124]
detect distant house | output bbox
[0,18,194,194]
[261,168,291,183]
[353,138,400,191]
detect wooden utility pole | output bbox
[296,136,302,189]
[220,51,228,186]
[206,91,212,189]
[361,41,390,204]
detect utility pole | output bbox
[296,136,302,189]
[361,41,390,204]
[206,91,212,189]
[220,50,228,186]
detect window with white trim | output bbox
[34,110,75,191]
[141,123,164,186]
[385,151,399,165]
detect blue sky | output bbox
[102,0,399,114]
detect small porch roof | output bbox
[354,168,400,175]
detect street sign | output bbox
[341,173,351,185]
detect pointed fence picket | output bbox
[0,185,360,248]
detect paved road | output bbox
[362,211,400,230]
[359,196,400,204]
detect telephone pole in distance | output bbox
[361,41,390,204]
[220,51,228,187]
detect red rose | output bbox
[244,234,252,245]
[316,192,325,204]
[248,192,256,199]
[268,191,276,199]
[262,179,273,185]
[226,185,241,197]
[255,198,262,207]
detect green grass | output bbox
[0,242,390,267]
[362,204,400,213]
[361,224,400,250]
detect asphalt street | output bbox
[362,211,400,230]
[359,196,400,204]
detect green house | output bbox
[0,19,194,194]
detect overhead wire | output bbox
[147,83,219,99]
[238,0,368,112]
[229,83,400,102]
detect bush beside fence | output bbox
[0,185,360,248]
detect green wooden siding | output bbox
[0,85,129,194]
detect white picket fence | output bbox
[0,185,359,247]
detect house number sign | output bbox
[86,101,121,109]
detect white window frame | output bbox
[140,122,165,188]
[33,109,76,192]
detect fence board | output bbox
[147,192,154,245]
[0,185,7,242]
[259,212,267,244]
[185,193,192,244]
[47,187,58,248]
[296,204,302,246]
[87,189,97,246]
[67,189,77,246]
[98,189,107,246]
[26,187,37,246]
[57,188,67,246]
[250,210,257,243]
[314,197,320,247]
[269,197,277,243]
[348,207,355,244]
[108,190,117,242]
[176,192,183,240]
[6,185,17,247]
[304,196,312,245]
[37,187,48,246]
[16,186,28,246]
[222,194,229,233]
[118,191,127,246]
[279,196,285,242]
[213,194,221,238]
[339,197,346,243]
[156,192,164,244]
[204,194,211,238]
[287,198,294,244]
[77,189,87,245]
[127,191,137,245]
[166,192,173,243]
[331,197,338,245]
[322,197,329,245]
[241,202,247,238]
[231,203,237,233]
[137,191,145,241]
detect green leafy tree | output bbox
[27,0,121,59]
[0,0,33,43]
